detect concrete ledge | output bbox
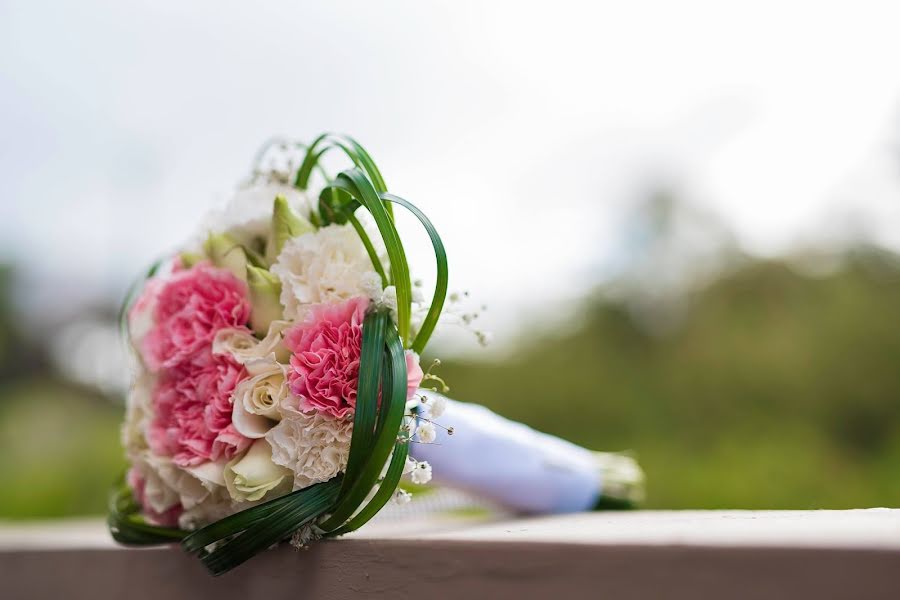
[2,510,899,599]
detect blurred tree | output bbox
[437,248,900,509]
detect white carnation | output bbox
[270,224,381,320]
[265,408,354,489]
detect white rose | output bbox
[271,224,382,320]
[231,360,289,439]
[265,407,353,489]
[130,452,214,515]
[213,320,291,365]
[224,439,292,502]
[179,486,241,531]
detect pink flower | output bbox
[284,297,423,419]
[141,262,250,371]
[148,351,251,467]
[127,468,183,528]
[406,352,424,399]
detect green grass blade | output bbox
[338,311,386,497]
[319,323,408,532]
[330,169,412,343]
[107,483,187,545]
[381,193,448,354]
[198,478,342,576]
[327,442,409,537]
[346,210,388,287]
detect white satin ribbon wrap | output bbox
[410,395,602,514]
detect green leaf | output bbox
[323,170,412,343]
[381,193,449,354]
[339,310,387,497]
[319,322,408,532]
[327,442,409,537]
[295,133,387,192]
[107,483,187,546]
[198,478,342,576]
[245,264,283,336]
[204,233,250,282]
[295,134,393,220]
[346,210,388,287]
[265,194,315,263]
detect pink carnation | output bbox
[141,262,250,371]
[406,352,424,399]
[284,296,424,419]
[148,351,251,467]
[127,467,183,528]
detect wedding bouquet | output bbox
[110,134,644,576]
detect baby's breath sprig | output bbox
[444,290,492,347]
[420,358,450,394]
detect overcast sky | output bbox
[2,1,899,344]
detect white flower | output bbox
[127,275,169,354]
[178,486,242,531]
[122,370,154,454]
[373,285,398,317]
[194,184,313,252]
[213,321,291,365]
[224,439,292,502]
[416,421,437,444]
[394,489,412,505]
[230,360,288,439]
[403,456,417,475]
[265,408,353,489]
[410,461,432,485]
[428,395,447,419]
[129,451,214,515]
[271,224,382,320]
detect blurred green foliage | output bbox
[437,249,900,509]
[0,249,897,518]
[0,379,124,518]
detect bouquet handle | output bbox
[410,395,645,514]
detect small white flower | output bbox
[410,461,432,485]
[416,421,437,444]
[394,489,412,505]
[428,395,447,419]
[403,456,417,475]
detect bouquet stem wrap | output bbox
[412,395,644,513]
